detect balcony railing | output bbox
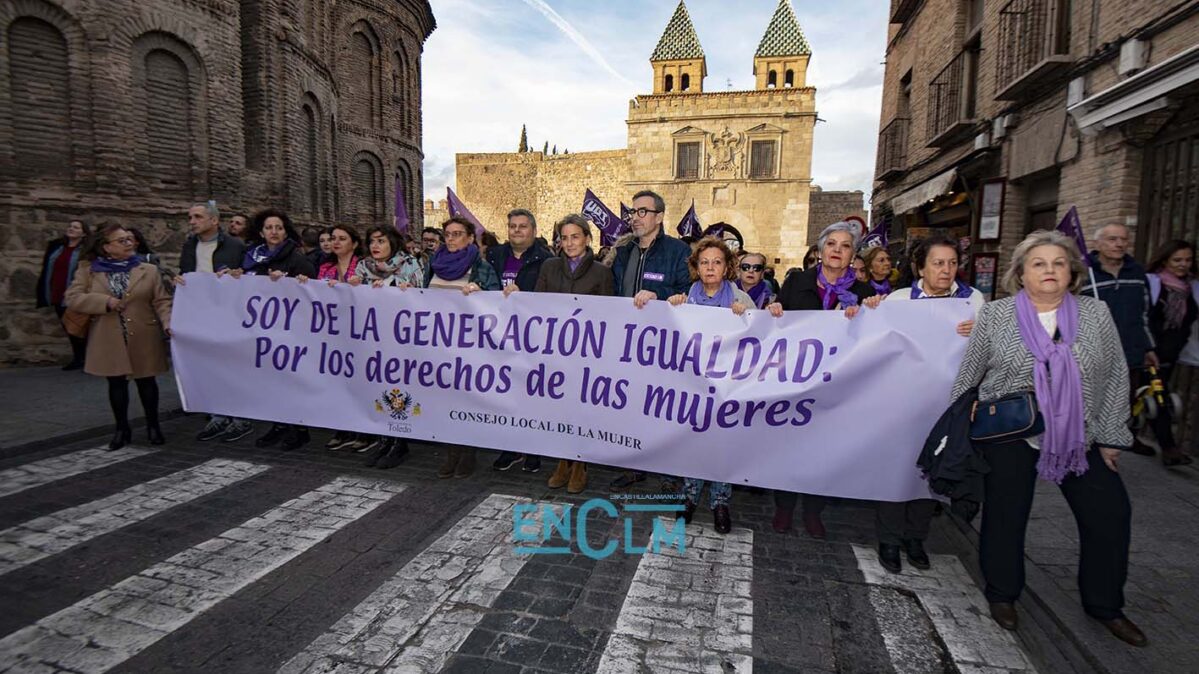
[891,0,920,24]
[995,0,1072,100]
[876,118,909,180]
[926,51,977,147]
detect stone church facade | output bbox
[0,0,435,364]
[454,0,863,270]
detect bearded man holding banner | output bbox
[765,221,878,538]
[609,190,691,491]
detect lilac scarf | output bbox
[816,264,859,310]
[687,280,735,308]
[910,280,973,299]
[737,280,770,309]
[242,242,287,271]
[91,255,143,274]
[431,243,479,281]
[1015,290,1088,483]
[870,278,892,295]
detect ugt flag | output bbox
[676,201,701,239]
[581,189,629,247]
[394,177,409,235]
[446,187,486,237]
[1056,206,1090,266]
[860,219,888,251]
[620,202,631,224]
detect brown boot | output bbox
[566,462,588,494]
[547,460,571,489]
[438,447,460,479]
[454,448,476,478]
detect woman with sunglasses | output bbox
[735,252,775,309]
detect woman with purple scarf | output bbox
[65,225,173,450]
[735,251,775,309]
[950,230,1145,647]
[667,238,770,534]
[861,246,894,297]
[766,221,878,539]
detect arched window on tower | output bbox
[681,73,690,91]
[143,49,193,196]
[299,101,320,216]
[664,74,673,92]
[767,70,777,88]
[7,17,72,179]
[785,69,794,87]
[348,25,380,128]
[351,153,381,226]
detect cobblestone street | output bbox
[0,369,1196,673]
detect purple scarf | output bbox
[1015,290,1088,483]
[737,280,770,309]
[816,264,859,310]
[910,280,973,299]
[242,242,287,272]
[431,243,479,281]
[870,278,891,295]
[91,255,143,274]
[687,280,735,308]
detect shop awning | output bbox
[890,169,957,215]
[1069,44,1199,134]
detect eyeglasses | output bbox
[630,207,662,218]
[739,263,765,272]
[106,236,135,245]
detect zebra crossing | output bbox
[0,446,1042,673]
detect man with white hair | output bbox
[1089,222,1156,456]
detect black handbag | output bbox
[969,392,1044,443]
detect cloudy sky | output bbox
[420,0,887,206]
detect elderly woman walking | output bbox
[951,230,1146,646]
[66,225,173,450]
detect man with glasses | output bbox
[610,190,691,490]
[422,228,444,255]
[486,209,554,473]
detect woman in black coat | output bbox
[767,221,877,539]
[37,219,92,369]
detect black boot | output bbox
[255,424,287,448]
[712,505,732,534]
[377,439,410,470]
[681,499,698,524]
[365,439,392,467]
[147,424,165,445]
[281,427,310,451]
[878,543,902,573]
[904,539,930,570]
[108,427,132,451]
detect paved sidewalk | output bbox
[0,366,181,451]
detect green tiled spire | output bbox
[755,0,811,57]
[651,1,705,61]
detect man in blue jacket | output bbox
[486,209,554,473]
[610,190,691,490]
[1089,222,1156,456]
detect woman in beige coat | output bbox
[66,224,172,450]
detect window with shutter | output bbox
[750,141,777,178]
[8,18,72,178]
[144,50,192,196]
[675,142,700,179]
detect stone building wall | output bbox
[0,0,434,364]
[807,189,868,247]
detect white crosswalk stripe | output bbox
[597,520,754,674]
[280,493,558,674]
[0,476,405,674]
[0,459,270,576]
[0,447,155,499]
[852,544,1038,673]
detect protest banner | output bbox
[172,274,973,501]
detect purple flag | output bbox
[676,201,701,239]
[1056,206,1091,267]
[620,202,631,224]
[702,223,725,239]
[446,187,486,237]
[582,189,629,247]
[394,177,410,235]
[860,219,888,251]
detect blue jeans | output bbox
[683,478,731,508]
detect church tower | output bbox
[650,1,706,94]
[753,0,811,89]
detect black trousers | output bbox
[772,491,826,516]
[980,440,1130,620]
[876,499,936,545]
[52,304,87,364]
